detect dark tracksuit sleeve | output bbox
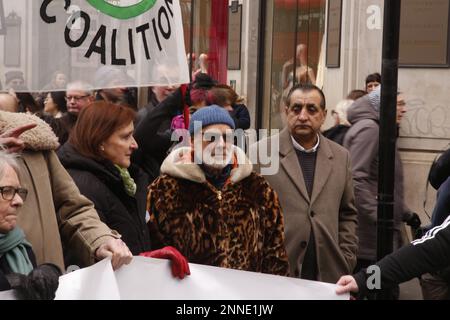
[355,217,450,294]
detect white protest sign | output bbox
[0,0,189,92]
[0,289,18,300]
[56,257,349,300]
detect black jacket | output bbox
[230,104,251,130]
[323,125,350,146]
[57,143,151,256]
[133,88,184,182]
[429,148,450,190]
[47,113,78,147]
[0,271,9,291]
[0,246,36,291]
[354,216,450,296]
[135,94,160,127]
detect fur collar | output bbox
[0,111,59,151]
[161,146,253,184]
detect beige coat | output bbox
[0,111,119,271]
[252,128,358,283]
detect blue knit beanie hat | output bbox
[189,105,235,135]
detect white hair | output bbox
[0,148,20,180]
[334,99,354,126]
[66,81,94,96]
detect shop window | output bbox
[180,0,228,84]
[263,0,326,130]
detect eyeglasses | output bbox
[65,95,90,102]
[0,186,28,201]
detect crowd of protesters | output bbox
[0,67,449,302]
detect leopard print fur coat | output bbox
[147,146,289,276]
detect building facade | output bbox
[180,0,449,224]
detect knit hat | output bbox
[189,105,235,135]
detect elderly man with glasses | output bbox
[49,81,95,146]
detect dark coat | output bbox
[429,148,450,190]
[135,94,159,127]
[323,125,350,146]
[57,143,151,256]
[133,88,184,182]
[47,113,78,147]
[344,95,409,261]
[428,148,450,230]
[0,271,9,291]
[0,246,36,291]
[229,104,251,130]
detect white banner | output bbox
[0,0,189,92]
[55,257,349,300]
[0,289,18,300]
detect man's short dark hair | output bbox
[365,72,381,85]
[286,84,326,110]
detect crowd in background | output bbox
[0,66,449,301]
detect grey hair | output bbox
[0,147,20,181]
[66,81,94,96]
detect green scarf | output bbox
[115,165,137,197]
[0,227,34,275]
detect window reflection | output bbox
[267,0,326,130]
[180,0,228,84]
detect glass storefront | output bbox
[262,0,326,130]
[179,0,326,131]
[180,0,229,84]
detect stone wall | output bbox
[321,0,450,224]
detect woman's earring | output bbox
[100,145,105,151]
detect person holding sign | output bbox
[0,111,133,272]
[147,105,289,276]
[0,150,62,299]
[57,102,190,279]
[336,216,450,299]
[252,84,358,283]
